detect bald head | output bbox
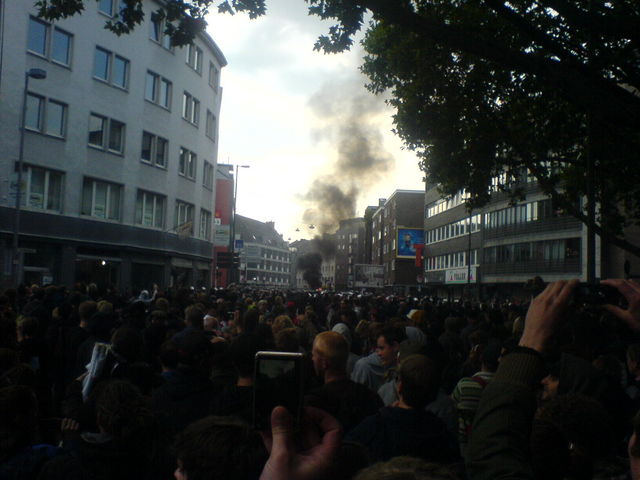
[312,331,348,374]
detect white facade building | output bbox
[0,0,226,290]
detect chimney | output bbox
[378,198,386,207]
[266,221,275,230]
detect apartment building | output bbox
[0,0,226,289]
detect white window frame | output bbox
[27,17,73,67]
[140,131,168,168]
[145,70,172,109]
[25,92,67,138]
[208,61,219,89]
[182,91,199,125]
[88,113,125,154]
[24,166,64,212]
[203,161,214,189]
[175,201,194,234]
[205,110,216,141]
[149,14,173,50]
[135,190,166,228]
[178,147,197,180]
[200,209,212,240]
[81,178,122,220]
[93,46,129,89]
[186,44,203,73]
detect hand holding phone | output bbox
[253,352,304,430]
[259,406,342,480]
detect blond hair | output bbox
[313,331,348,371]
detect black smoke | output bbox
[297,253,322,289]
[302,77,395,234]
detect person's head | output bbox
[110,327,143,363]
[159,341,180,371]
[16,316,38,341]
[272,315,294,336]
[397,354,439,409]
[376,326,406,367]
[175,331,213,372]
[530,394,614,480]
[480,341,502,373]
[173,416,266,480]
[275,328,299,353]
[78,300,98,324]
[203,315,219,332]
[354,456,458,480]
[312,331,348,378]
[150,309,168,327]
[97,300,113,314]
[229,334,262,379]
[185,305,205,329]
[94,380,154,444]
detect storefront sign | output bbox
[214,225,231,246]
[445,267,477,284]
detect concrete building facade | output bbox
[0,0,226,290]
[372,190,424,290]
[235,216,291,288]
[423,177,588,300]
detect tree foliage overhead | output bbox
[38,0,640,253]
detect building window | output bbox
[88,113,125,154]
[200,209,212,240]
[81,178,122,220]
[25,93,67,138]
[149,14,173,50]
[203,161,213,189]
[179,147,197,179]
[24,166,63,212]
[186,44,203,73]
[135,190,165,228]
[182,91,199,125]
[205,110,216,140]
[208,62,219,89]
[145,71,171,108]
[27,17,73,67]
[175,201,194,234]
[141,132,168,168]
[93,47,129,89]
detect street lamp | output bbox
[229,164,250,283]
[12,68,47,287]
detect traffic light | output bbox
[216,251,232,268]
[232,252,240,267]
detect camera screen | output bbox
[253,355,302,430]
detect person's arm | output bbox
[467,280,577,480]
[259,406,342,480]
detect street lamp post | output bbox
[229,164,249,284]
[12,68,47,287]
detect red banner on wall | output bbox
[415,243,425,267]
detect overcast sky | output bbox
[205,1,425,242]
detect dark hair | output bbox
[530,394,613,480]
[159,341,180,370]
[398,354,439,409]
[354,456,458,480]
[173,416,267,480]
[229,334,261,378]
[275,328,299,353]
[111,326,143,363]
[95,380,155,444]
[379,326,407,346]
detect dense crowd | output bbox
[2,278,640,480]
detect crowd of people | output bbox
[2,277,640,480]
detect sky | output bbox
[205,0,425,242]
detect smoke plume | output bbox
[301,77,395,234]
[297,253,323,289]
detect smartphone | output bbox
[574,283,623,306]
[252,351,304,430]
